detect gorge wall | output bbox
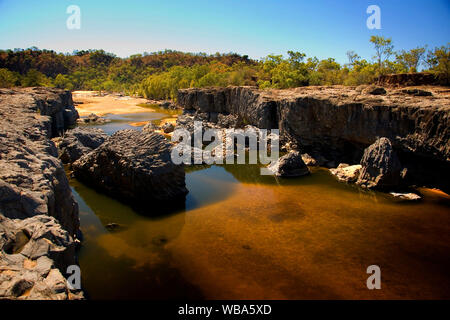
[0,87,83,299]
[177,85,450,191]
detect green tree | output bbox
[370,36,394,74]
[21,69,52,87]
[54,74,73,90]
[395,47,427,72]
[425,44,450,84]
[346,51,361,67]
[0,68,20,87]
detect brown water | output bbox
[72,107,450,300]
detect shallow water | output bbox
[72,108,450,300]
[81,104,181,135]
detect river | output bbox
[70,101,450,299]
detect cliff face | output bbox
[0,88,83,299]
[177,86,450,190]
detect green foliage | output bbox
[0,68,20,87]
[21,69,52,87]
[425,44,450,84]
[54,74,73,90]
[257,53,309,88]
[395,47,427,72]
[139,61,255,100]
[0,39,448,92]
[370,36,394,74]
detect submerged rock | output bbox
[330,163,362,183]
[105,222,126,232]
[389,192,422,201]
[59,127,108,164]
[72,129,188,207]
[356,137,402,190]
[267,151,310,177]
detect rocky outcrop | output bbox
[356,138,402,190]
[267,151,310,177]
[77,113,110,125]
[0,88,82,300]
[0,87,79,136]
[376,72,446,87]
[58,127,108,164]
[161,122,175,133]
[330,164,362,183]
[72,130,188,209]
[0,215,83,299]
[144,99,180,110]
[389,192,421,201]
[142,122,158,133]
[177,86,450,191]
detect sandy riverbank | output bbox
[72,91,179,129]
[72,91,152,117]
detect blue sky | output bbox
[0,0,448,63]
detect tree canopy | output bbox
[0,38,448,96]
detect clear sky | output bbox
[0,0,448,63]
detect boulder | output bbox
[301,153,318,166]
[267,151,310,177]
[330,163,362,183]
[72,130,188,207]
[162,122,175,133]
[363,86,387,95]
[77,113,110,124]
[59,127,108,164]
[356,137,402,190]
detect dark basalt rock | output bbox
[177,86,450,191]
[268,151,310,177]
[72,130,188,209]
[356,137,402,190]
[0,88,83,300]
[162,122,175,133]
[59,127,108,164]
[401,88,432,96]
[363,86,387,95]
[76,113,110,124]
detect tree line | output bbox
[0,37,448,100]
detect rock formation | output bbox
[356,138,402,190]
[77,113,110,124]
[72,130,188,209]
[142,122,158,133]
[267,151,310,177]
[389,192,422,201]
[0,88,83,300]
[58,127,108,164]
[177,86,450,191]
[162,122,175,133]
[330,164,362,183]
[376,72,446,87]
